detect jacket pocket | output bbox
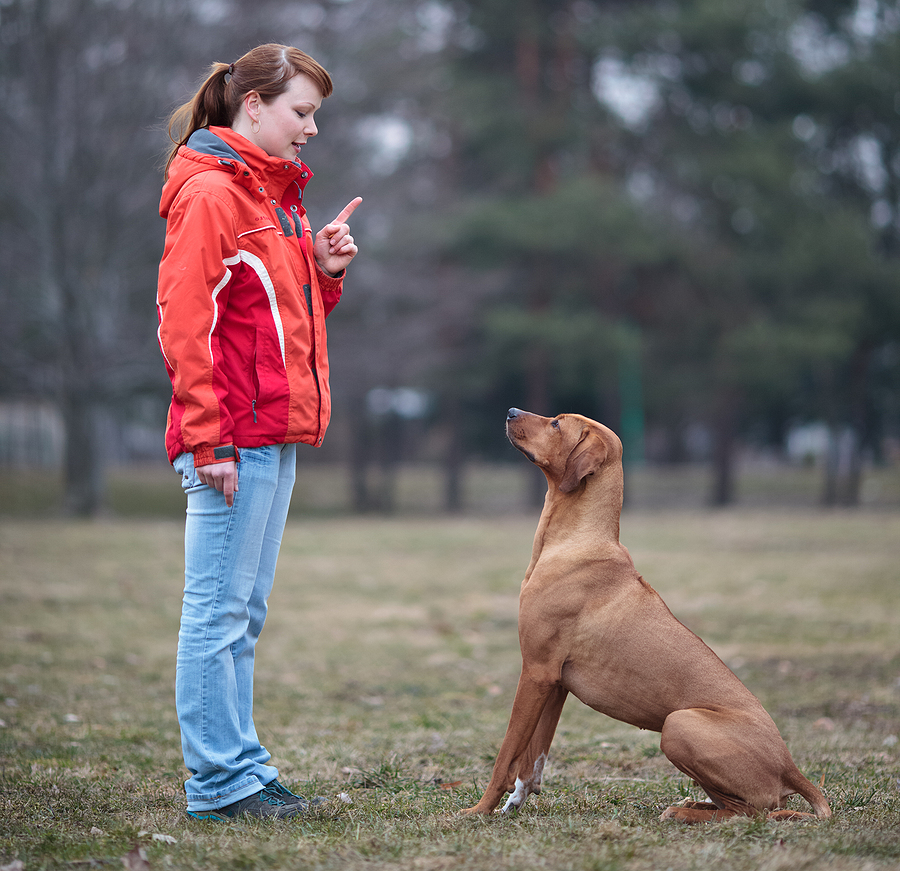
[250,324,290,424]
[250,329,262,423]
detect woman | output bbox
[157,43,360,821]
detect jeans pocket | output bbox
[233,445,282,475]
[173,452,200,492]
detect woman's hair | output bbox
[164,43,333,176]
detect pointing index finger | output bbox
[332,197,362,225]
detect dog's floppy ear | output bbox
[559,429,608,493]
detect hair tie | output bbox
[224,63,235,84]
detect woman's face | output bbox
[243,73,323,161]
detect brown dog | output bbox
[463,408,831,823]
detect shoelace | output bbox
[259,787,289,807]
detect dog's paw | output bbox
[766,809,819,822]
[660,804,732,823]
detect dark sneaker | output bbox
[265,778,327,808]
[185,787,303,821]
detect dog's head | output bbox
[506,408,622,493]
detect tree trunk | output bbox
[443,395,464,514]
[709,387,739,506]
[821,426,862,507]
[841,346,871,506]
[60,392,104,516]
[350,397,372,512]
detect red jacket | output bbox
[157,126,343,466]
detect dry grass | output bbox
[1,508,899,870]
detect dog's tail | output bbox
[792,772,832,818]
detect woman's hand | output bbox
[196,461,238,507]
[314,197,362,276]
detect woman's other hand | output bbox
[195,461,238,507]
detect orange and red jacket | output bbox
[157,126,343,466]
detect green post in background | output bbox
[617,321,645,467]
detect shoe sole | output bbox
[185,809,230,822]
[185,807,305,821]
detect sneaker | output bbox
[265,778,326,808]
[185,787,303,821]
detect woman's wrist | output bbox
[318,264,345,279]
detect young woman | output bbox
[157,43,361,821]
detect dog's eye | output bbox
[551,419,560,429]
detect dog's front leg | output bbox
[501,684,567,812]
[463,673,560,815]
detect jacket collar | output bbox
[161,126,314,219]
[190,126,312,200]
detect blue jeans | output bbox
[173,444,296,811]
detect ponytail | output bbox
[164,44,333,177]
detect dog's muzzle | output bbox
[506,408,537,463]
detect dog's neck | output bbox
[571,464,623,537]
[540,462,624,543]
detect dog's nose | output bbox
[507,408,521,420]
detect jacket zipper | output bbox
[303,281,324,440]
[292,207,325,445]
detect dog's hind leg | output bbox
[501,685,567,813]
[658,707,827,822]
[659,708,768,821]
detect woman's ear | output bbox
[243,91,261,123]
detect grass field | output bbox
[1,505,899,870]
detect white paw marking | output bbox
[501,753,548,814]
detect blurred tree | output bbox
[0,0,377,514]
[0,0,197,514]
[411,0,671,506]
[2,0,898,516]
[280,0,490,510]
[590,0,900,504]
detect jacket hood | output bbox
[160,126,313,219]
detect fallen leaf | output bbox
[121,844,151,870]
[90,826,106,836]
[151,833,177,844]
[438,781,463,790]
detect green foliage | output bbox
[433,0,900,477]
[448,177,669,268]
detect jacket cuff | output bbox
[317,264,345,286]
[193,444,240,466]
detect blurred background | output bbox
[1,0,900,517]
